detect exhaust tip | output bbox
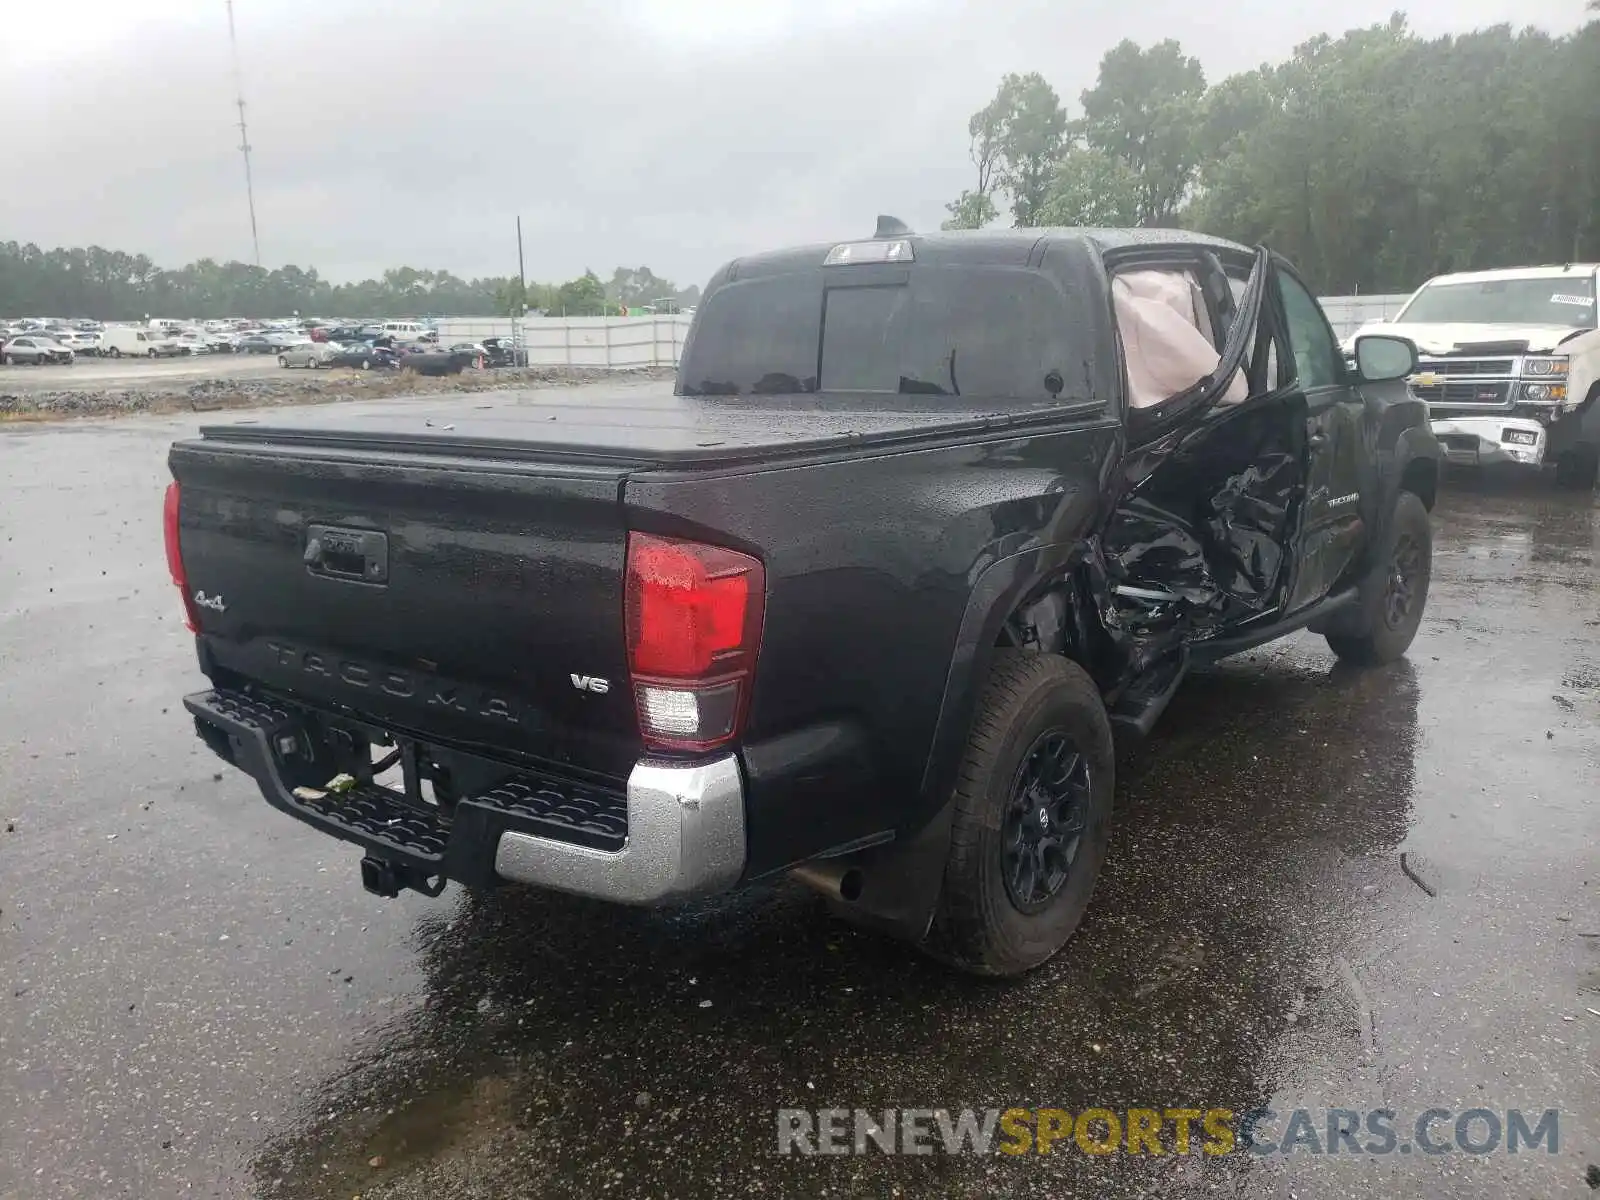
[791,862,865,905]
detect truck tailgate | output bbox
[169,435,642,781]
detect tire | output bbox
[1325,490,1432,666]
[108,347,121,359]
[1554,446,1599,492]
[278,355,289,368]
[147,348,158,359]
[3,354,14,367]
[360,358,372,371]
[929,651,1115,976]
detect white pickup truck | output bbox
[1351,264,1599,489]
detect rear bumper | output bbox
[1430,415,1546,467]
[183,687,746,904]
[496,758,745,903]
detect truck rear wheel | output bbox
[931,651,1114,976]
[1325,489,1431,666]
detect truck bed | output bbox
[194,380,1094,468]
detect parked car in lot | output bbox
[479,336,528,368]
[56,330,102,356]
[1350,263,1600,488]
[380,320,433,342]
[166,222,1440,976]
[398,347,473,375]
[278,342,340,369]
[447,341,528,368]
[266,330,313,350]
[325,343,399,370]
[234,334,277,355]
[177,332,211,355]
[100,326,185,358]
[2,335,74,365]
[147,330,188,357]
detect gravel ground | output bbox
[0,363,675,419]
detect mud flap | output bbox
[794,800,959,946]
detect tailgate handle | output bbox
[305,525,389,584]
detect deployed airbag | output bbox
[1113,269,1247,410]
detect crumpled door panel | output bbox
[1101,398,1303,642]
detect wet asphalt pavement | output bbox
[1,403,1597,1199]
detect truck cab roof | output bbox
[718,225,1253,281]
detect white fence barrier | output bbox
[1319,295,1409,338]
[431,295,1403,370]
[432,315,691,369]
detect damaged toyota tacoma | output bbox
[166,222,1440,975]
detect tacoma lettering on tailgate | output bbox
[264,641,521,724]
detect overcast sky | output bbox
[2,0,1588,288]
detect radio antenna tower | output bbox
[224,0,262,266]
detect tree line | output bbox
[944,10,1600,294]
[0,245,701,320]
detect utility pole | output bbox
[224,0,261,267]
[515,215,528,357]
[516,216,527,308]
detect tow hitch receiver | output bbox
[360,855,445,899]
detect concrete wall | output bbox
[433,295,1405,369]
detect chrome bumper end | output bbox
[494,755,746,904]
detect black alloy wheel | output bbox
[1001,730,1092,913]
[1383,533,1424,630]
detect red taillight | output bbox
[164,481,198,632]
[625,532,764,752]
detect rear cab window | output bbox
[680,264,1076,401]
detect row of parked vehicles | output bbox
[0,319,304,363]
[1,317,531,373]
[277,335,529,372]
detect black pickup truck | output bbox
[166,222,1440,975]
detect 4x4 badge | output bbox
[193,590,227,613]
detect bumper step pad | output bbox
[184,687,628,888]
